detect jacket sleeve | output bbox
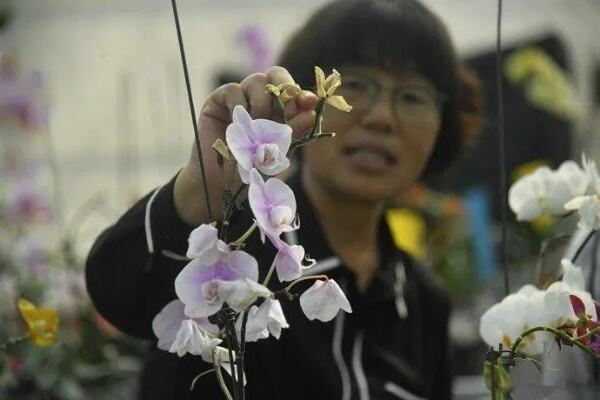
[85,175,194,339]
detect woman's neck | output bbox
[302,168,384,289]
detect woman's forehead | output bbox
[339,64,435,88]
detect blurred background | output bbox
[1,0,600,398]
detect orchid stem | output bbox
[232,222,257,247]
[511,325,600,360]
[262,258,278,286]
[190,368,215,391]
[289,99,329,153]
[272,96,287,124]
[284,275,329,293]
[214,351,234,400]
[220,184,247,242]
[308,100,325,138]
[572,230,597,264]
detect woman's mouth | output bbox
[343,145,397,174]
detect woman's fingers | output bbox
[201,66,318,135]
[240,73,271,119]
[201,82,248,122]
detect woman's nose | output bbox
[359,91,397,133]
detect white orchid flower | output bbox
[152,299,219,352]
[215,278,272,312]
[565,155,600,230]
[241,298,289,342]
[299,279,352,322]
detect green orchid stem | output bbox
[511,325,600,360]
[289,99,329,154]
[231,222,257,247]
[220,183,247,242]
[308,100,325,138]
[273,96,287,124]
[0,333,30,352]
[214,351,234,400]
[262,258,278,286]
[190,368,215,391]
[284,274,329,293]
[572,230,597,264]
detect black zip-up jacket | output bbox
[86,173,452,400]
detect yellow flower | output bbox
[17,298,59,347]
[314,66,352,112]
[505,47,576,119]
[265,82,303,102]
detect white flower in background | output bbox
[175,249,258,318]
[565,155,600,230]
[215,278,272,312]
[241,298,289,342]
[299,279,352,322]
[480,259,597,356]
[226,105,292,184]
[508,166,553,221]
[479,285,546,355]
[248,168,298,243]
[152,299,219,352]
[508,160,589,221]
[545,161,590,213]
[186,223,228,264]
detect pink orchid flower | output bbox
[226,105,291,184]
[248,168,298,244]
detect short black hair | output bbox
[278,0,474,178]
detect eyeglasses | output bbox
[336,73,447,124]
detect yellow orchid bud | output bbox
[18,298,59,347]
[211,138,231,161]
[265,82,303,102]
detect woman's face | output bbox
[302,65,442,203]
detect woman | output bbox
[86,0,478,398]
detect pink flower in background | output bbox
[0,55,48,130]
[299,279,352,322]
[226,105,291,183]
[248,169,298,244]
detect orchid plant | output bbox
[481,155,600,399]
[151,67,352,399]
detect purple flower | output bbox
[272,238,315,282]
[248,169,298,243]
[299,279,352,322]
[175,250,258,318]
[186,223,228,264]
[226,105,291,183]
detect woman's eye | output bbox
[343,80,368,93]
[399,90,428,105]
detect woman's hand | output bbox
[174,66,318,226]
